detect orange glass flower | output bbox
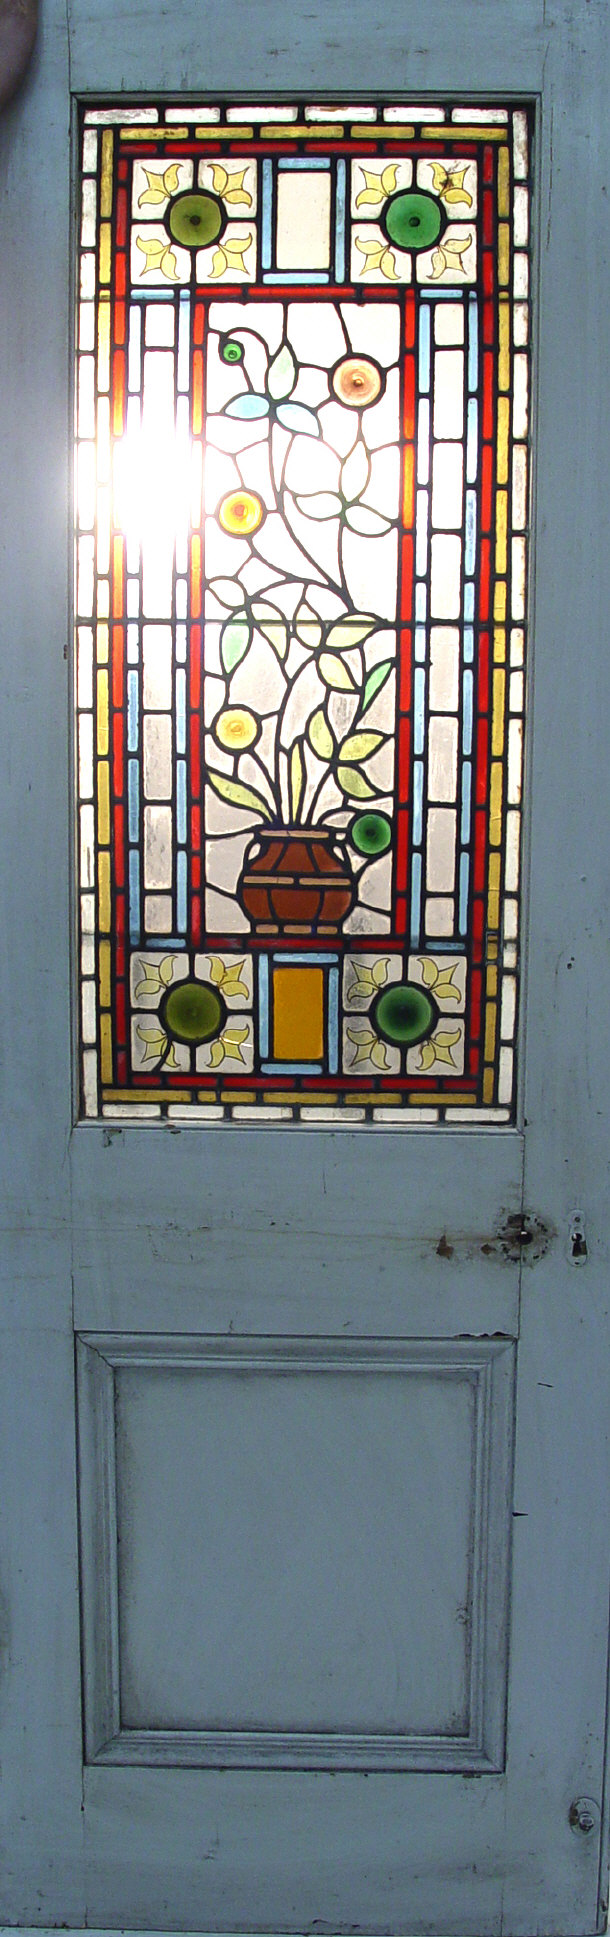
[217,489,264,535]
[331,357,382,408]
[214,706,259,750]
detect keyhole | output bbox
[569,1216,588,1264]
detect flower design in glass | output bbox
[76,101,531,1122]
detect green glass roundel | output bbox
[167,190,225,250]
[161,979,225,1045]
[350,812,392,857]
[373,980,438,1047]
[383,189,444,253]
[221,337,245,364]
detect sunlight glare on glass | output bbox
[113,351,193,554]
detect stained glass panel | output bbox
[75,101,532,1123]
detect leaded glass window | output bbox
[75,101,531,1123]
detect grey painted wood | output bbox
[77,1335,514,1772]
[76,1339,121,1760]
[0,0,609,1929]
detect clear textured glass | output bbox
[75,100,531,1122]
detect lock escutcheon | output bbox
[569,1797,600,1836]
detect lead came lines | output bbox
[74,101,531,1122]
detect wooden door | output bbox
[1,4,610,1933]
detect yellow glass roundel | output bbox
[214,706,259,750]
[331,357,382,408]
[217,490,264,535]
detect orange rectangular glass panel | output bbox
[273,967,324,1062]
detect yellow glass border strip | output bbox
[116,119,509,146]
[483,137,519,1107]
[100,129,114,217]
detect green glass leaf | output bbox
[340,440,370,505]
[220,610,251,675]
[295,600,322,649]
[307,708,335,760]
[209,577,246,609]
[362,659,393,713]
[345,505,391,537]
[337,764,376,800]
[290,741,304,820]
[206,771,272,821]
[325,615,377,652]
[318,652,356,691]
[339,730,383,763]
[295,491,342,521]
[267,342,297,401]
[277,401,319,436]
[251,600,288,659]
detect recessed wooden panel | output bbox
[77,1335,514,1771]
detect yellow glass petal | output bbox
[355,167,386,208]
[444,187,471,205]
[138,169,168,207]
[380,164,398,195]
[162,163,181,195]
[223,234,252,264]
[159,247,179,281]
[430,163,449,194]
[209,249,228,279]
